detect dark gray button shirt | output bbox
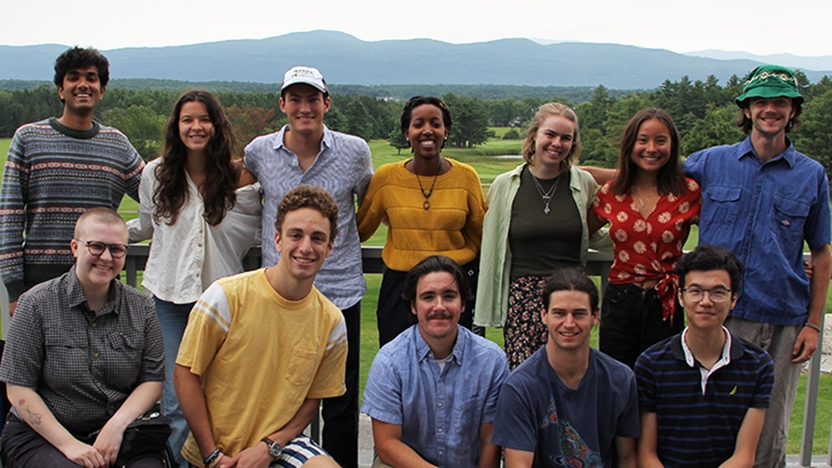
[0,267,164,436]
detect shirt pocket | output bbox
[704,185,741,226]
[285,347,318,387]
[772,196,810,247]
[43,328,88,385]
[103,333,143,387]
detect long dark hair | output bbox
[153,90,239,226]
[610,108,685,196]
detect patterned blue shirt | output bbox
[243,125,373,309]
[361,325,509,468]
[685,137,831,325]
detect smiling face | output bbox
[178,100,215,156]
[412,271,463,344]
[532,115,575,174]
[746,97,796,139]
[280,84,331,137]
[631,118,671,173]
[542,290,598,353]
[71,219,128,293]
[405,103,449,160]
[275,207,333,282]
[680,269,737,332]
[57,65,105,117]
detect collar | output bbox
[65,265,120,316]
[413,324,466,366]
[737,136,797,168]
[49,117,101,139]
[273,124,333,152]
[512,163,581,191]
[678,326,734,368]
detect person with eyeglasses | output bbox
[0,207,165,468]
[635,244,774,468]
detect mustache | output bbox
[426,312,454,321]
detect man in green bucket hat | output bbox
[684,65,831,467]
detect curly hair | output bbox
[54,46,110,89]
[153,90,240,226]
[275,185,339,242]
[610,108,686,196]
[522,102,581,171]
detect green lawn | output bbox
[3,134,832,453]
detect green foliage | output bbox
[502,128,521,140]
[793,89,832,181]
[681,104,744,155]
[388,128,409,155]
[443,93,492,148]
[101,105,166,160]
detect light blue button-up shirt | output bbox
[362,325,509,467]
[244,125,373,309]
[685,137,831,325]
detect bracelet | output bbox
[204,448,222,467]
[804,323,822,333]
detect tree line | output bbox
[1,73,831,179]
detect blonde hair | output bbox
[522,102,581,172]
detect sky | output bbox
[3,0,830,58]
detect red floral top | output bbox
[592,178,701,321]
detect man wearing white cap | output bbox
[685,65,831,468]
[243,66,373,468]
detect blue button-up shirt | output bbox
[244,125,373,309]
[685,137,831,325]
[362,325,509,467]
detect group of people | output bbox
[0,44,827,468]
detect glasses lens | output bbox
[87,242,106,255]
[109,245,127,258]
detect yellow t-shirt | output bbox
[176,269,347,464]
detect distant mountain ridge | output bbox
[1,31,830,89]
[684,50,832,73]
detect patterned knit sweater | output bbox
[0,118,143,300]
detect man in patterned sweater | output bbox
[0,46,143,313]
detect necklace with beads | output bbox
[414,159,442,210]
[530,170,561,215]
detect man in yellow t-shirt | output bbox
[175,186,347,468]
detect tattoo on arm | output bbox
[18,399,42,425]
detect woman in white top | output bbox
[128,90,261,467]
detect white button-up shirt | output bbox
[128,158,262,303]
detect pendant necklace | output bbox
[414,158,442,210]
[634,186,657,210]
[530,170,560,215]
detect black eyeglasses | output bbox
[682,287,732,303]
[79,240,128,259]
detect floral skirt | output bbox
[504,275,548,369]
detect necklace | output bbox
[634,186,657,209]
[414,158,442,210]
[530,170,560,215]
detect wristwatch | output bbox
[261,438,283,459]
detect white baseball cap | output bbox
[281,66,328,94]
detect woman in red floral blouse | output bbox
[588,108,701,368]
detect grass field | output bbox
[2,134,832,453]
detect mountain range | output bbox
[1,31,830,90]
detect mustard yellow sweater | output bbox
[357,158,487,271]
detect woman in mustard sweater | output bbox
[357,96,487,347]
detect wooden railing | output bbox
[35,246,828,466]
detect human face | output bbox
[631,118,671,173]
[71,220,128,291]
[679,269,737,332]
[275,207,333,282]
[179,100,215,155]
[411,271,463,343]
[746,97,796,138]
[404,104,449,160]
[57,65,105,116]
[542,290,597,352]
[533,115,575,172]
[279,84,330,136]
